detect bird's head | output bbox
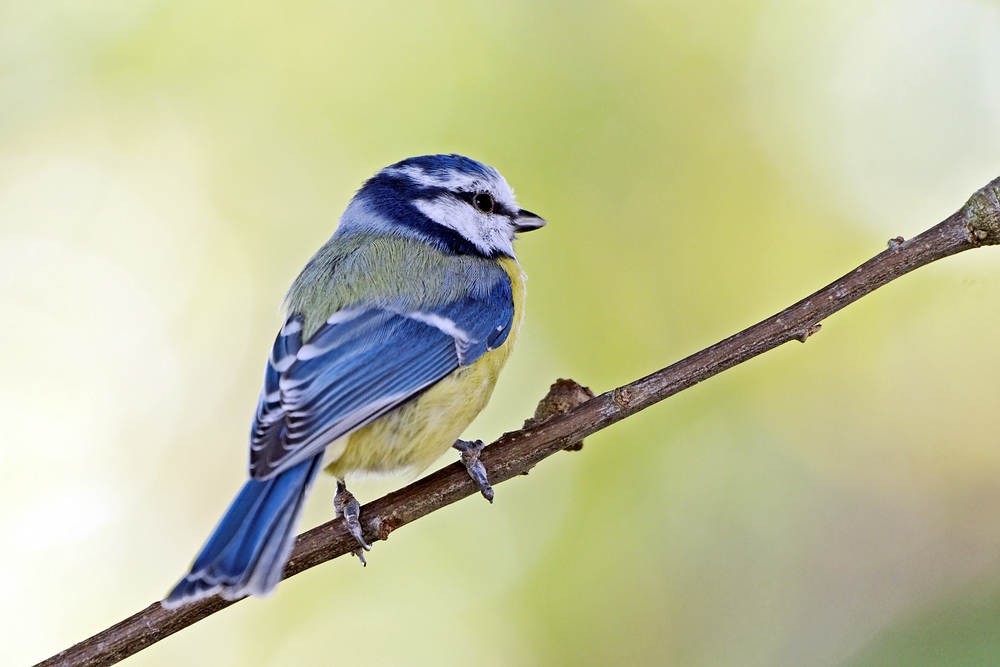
[343,154,546,258]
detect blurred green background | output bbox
[3,1,1000,665]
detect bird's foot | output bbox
[453,439,494,503]
[334,480,371,565]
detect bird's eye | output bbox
[472,192,495,214]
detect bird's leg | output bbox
[334,479,371,565]
[453,439,494,503]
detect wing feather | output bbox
[248,275,515,479]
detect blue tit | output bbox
[163,154,545,608]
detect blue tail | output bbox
[163,454,323,608]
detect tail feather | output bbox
[163,454,323,609]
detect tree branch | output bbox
[35,176,1000,667]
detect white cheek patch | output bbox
[412,196,515,257]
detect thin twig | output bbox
[35,176,1000,667]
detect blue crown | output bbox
[388,154,497,181]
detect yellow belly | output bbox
[323,256,526,480]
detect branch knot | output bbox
[963,176,1000,245]
[523,379,595,451]
[613,386,633,410]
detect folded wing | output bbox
[249,277,514,479]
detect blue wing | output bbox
[248,276,514,479]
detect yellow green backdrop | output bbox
[4,1,1000,665]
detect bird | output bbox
[163,154,545,608]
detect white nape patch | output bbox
[406,311,470,342]
[413,196,516,257]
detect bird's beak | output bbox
[513,209,547,233]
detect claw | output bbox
[453,439,494,503]
[334,480,371,565]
